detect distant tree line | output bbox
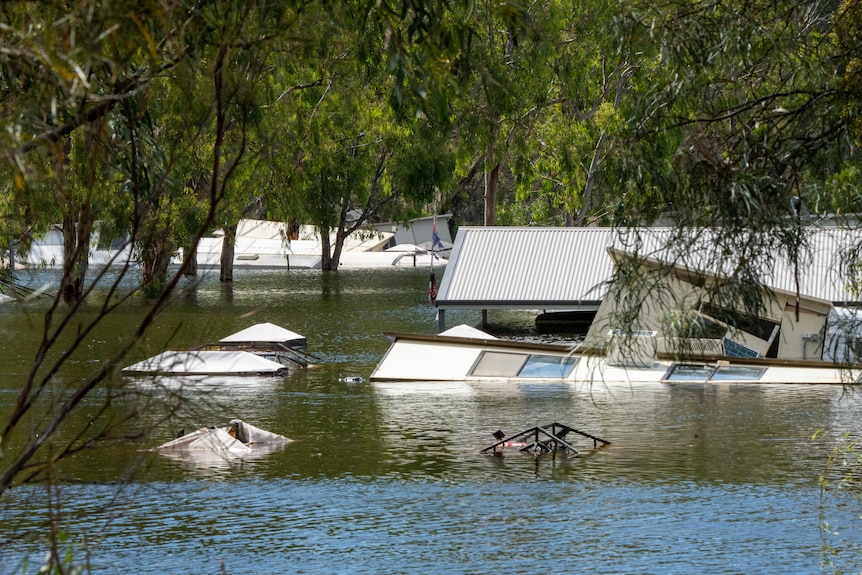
[2,1,860,289]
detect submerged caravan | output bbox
[123,322,313,376]
[371,227,862,385]
[369,324,860,385]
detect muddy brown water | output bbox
[0,267,860,574]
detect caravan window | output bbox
[664,364,714,381]
[470,352,579,378]
[664,363,767,382]
[710,366,766,381]
[517,355,579,378]
[471,352,528,377]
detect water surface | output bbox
[0,267,860,574]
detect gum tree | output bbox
[0,2,189,302]
[0,0,282,489]
[509,0,633,226]
[0,0,531,501]
[599,0,861,336]
[265,4,456,271]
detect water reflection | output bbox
[2,268,862,574]
[128,374,285,397]
[370,378,850,486]
[156,442,290,478]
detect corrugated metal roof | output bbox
[768,228,861,303]
[437,227,616,309]
[436,226,862,310]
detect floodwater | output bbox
[1,267,861,574]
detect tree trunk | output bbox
[288,219,299,240]
[183,240,198,277]
[220,223,237,282]
[320,226,333,271]
[331,225,346,270]
[60,212,93,304]
[575,130,607,226]
[141,246,171,296]
[484,128,499,226]
[5,240,13,271]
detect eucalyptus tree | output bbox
[441,0,542,226]
[0,2,536,570]
[0,7,204,574]
[269,7,454,271]
[813,0,862,224]
[0,1,189,301]
[163,2,280,286]
[613,4,862,568]
[615,0,853,224]
[588,0,862,338]
[0,0,296,549]
[281,79,452,271]
[0,0,527,480]
[508,0,632,226]
[439,0,627,228]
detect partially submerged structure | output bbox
[122,350,290,377]
[10,217,452,271]
[196,219,398,270]
[480,423,611,458]
[369,324,860,385]
[123,322,311,376]
[584,248,839,364]
[201,322,314,368]
[371,228,862,384]
[156,419,291,451]
[154,420,291,466]
[434,226,862,332]
[5,223,132,270]
[435,227,612,332]
[374,214,453,247]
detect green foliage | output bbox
[818,431,862,575]
[594,0,862,331]
[0,3,537,571]
[615,0,852,225]
[260,7,456,268]
[360,0,530,119]
[472,0,635,226]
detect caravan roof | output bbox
[219,322,306,347]
[122,350,288,376]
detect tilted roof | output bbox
[435,226,862,310]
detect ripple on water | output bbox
[5,477,859,575]
[2,269,861,574]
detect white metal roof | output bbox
[154,420,290,451]
[436,226,862,310]
[122,351,288,376]
[219,322,305,345]
[155,426,253,453]
[439,324,498,339]
[436,227,616,310]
